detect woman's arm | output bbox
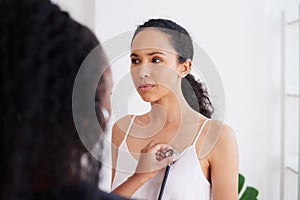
[111,120,123,188]
[111,120,150,197]
[112,172,152,198]
[112,140,173,198]
[111,118,173,198]
[209,124,239,200]
[111,121,124,188]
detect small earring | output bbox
[101,107,110,122]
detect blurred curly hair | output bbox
[0,0,107,199]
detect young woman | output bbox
[111,19,239,200]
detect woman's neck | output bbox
[150,87,198,125]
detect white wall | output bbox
[50,0,95,31]
[95,0,287,199]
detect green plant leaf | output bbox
[238,173,245,194]
[240,187,259,200]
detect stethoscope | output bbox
[158,149,178,200]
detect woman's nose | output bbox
[138,65,151,78]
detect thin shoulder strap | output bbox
[123,115,137,141]
[193,118,210,146]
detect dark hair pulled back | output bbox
[132,18,214,118]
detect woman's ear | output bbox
[178,59,192,78]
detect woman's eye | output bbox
[131,58,140,64]
[152,58,161,63]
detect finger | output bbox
[155,152,166,161]
[146,140,156,147]
[158,156,174,166]
[150,143,173,152]
[156,151,166,158]
[155,154,164,161]
[141,141,157,152]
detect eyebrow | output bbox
[147,51,165,56]
[130,53,139,57]
[130,51,165,57]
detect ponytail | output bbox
[182,74,214,118]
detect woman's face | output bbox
[130,28,182,102]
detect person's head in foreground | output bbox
[111,18,239,200]
[0,0,126,199]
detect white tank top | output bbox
[112,116,212,200]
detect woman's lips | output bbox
[138,84,155,92]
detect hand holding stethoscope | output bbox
[134,141,180,200]
[157,148,180,200]
[135,141,177,175]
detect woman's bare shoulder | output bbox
[205,120,238,161]
[197,120,237,159]
[210,121,236,148]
